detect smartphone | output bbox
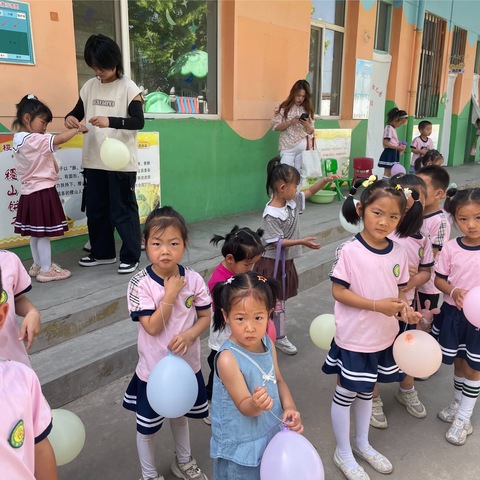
[299,113,309,121]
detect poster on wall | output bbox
[302,129,352,189]
[353,60,372,119]
[0,132,160,249]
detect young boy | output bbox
[0,268,58,480]
[410,121,434,173]
[416,165,451,312]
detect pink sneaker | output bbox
[28,263,41,277]
[36,263,71,283]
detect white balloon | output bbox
[100,137,130,170]
[63,194,86,221]
[49,409,86,466]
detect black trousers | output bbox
[84,168,141,264]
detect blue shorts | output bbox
[431,302,480,370]
[214,458,260,480]
[322,340,405,392]
[123,370,208,434]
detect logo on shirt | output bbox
[93,99,115,107]
[393,264,400,278]
[0,289,7,305]
[185,295,194,308]
[418,246,424,259]
[9,420,25,448]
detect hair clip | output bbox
[395,184,402,190]
[0,290,7,305]
[27,94,37,100]
[225,277,234,285]
[257,275,267,283]
[403,187,412,199]
[362,175,376,188]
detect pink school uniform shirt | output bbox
[13,132,59,195]
[128,264,211,381]
[330,234,409,353]
[0,359,52,479]
[389,233,435,304]
[383,124,400,147]
[419,210,451,295]
[435,237,480,307]
[410,135,434,166]
[0,250,31,366]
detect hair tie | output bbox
[225,277,234,285]
[362,175,376,188]
[27,94,37,100]
[257,275,267,283]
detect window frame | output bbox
[374,0,392,53]
[72,0,220,120]
[310,18,345,119]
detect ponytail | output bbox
[266,156,300,196]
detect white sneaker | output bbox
[370,396,388,429]
[438,400,460,423]
[275,336,298,355]
[446,418,473,445]
[171,457,208,480]
[395,389,427,418]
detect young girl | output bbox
[210,272,303,479]
[414,149,444,172]
[254,157,342,355]
[0,267,58,480]
[370,174,433,429]
[123,206,211,480]
[432,188,480,446]
[0,250,41,366]
[378,108,408,179]
[13,95,86,282]
[322,178,421,480]
[205,226,266,423]
[271,79,315,173]
[65,34,144,275]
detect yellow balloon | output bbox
[393,330,442,378]
[309,314,336,350]
[49,409,86,466]
[100,137,130,170]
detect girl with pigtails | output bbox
[322,177,421,480]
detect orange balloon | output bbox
[393,330,442,378]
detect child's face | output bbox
[420,125,432,137]
[27,115,49,134]
[294,89,306,106]
[145,225,186,277]
[91,65,117,83]
[454,203,480,244]
[433,157,444,166]
[223,295,270,352]
[417,174,442,208]
[358,195,402,247]
[392,117,407,128]
[279,181,297,201]
[226,254,263,275]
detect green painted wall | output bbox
[449,101,471,166]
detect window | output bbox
[374,0,392,52]
[72,0,217,115]
[449,26,467,73]
[415,12,446,118]
[309,1,345,117]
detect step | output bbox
[30,238,345,407]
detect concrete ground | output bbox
[58,280,478,480]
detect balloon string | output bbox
[159,303,171,345]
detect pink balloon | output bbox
[393,330,442,378]
[267,319,276,344]
[260,427,324,480]
[463,286,480,328]
[391,163,406,176]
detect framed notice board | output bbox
[0,1,35,64]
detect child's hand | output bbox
[398,304,422,325]
[325,174,343,182]
[452,288,468,310]
[89,116,109,128]
[301,236,321,250]
[283,409,304,433]
[164,275,187,297]
[376,298,406,317]
[77,124,89,134]
[168,331,194,355]
[398,144,406,152]
[19,311,41,351]
[252,386,273,411]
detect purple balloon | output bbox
[260,427,324,480]
[391,163,406,176]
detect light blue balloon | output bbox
[147,353,198,418]
[260,427,324,480]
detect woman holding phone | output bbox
[271,79,315,173]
